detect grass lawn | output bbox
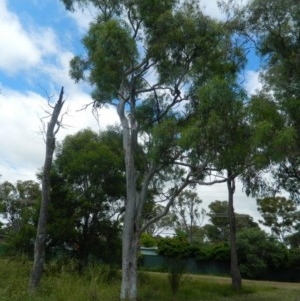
[0,258,299,301]
[139,272,300,301]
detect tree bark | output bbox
[29,87,64,292]
[118,92,140,301]
[227,173,242,290]
[120,228,139,301]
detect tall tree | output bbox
[242,0,299,199]
[0,181,40,256]
[29,87,65,291]
[184,76,252,289]
[48,128,125,267]
[204,200,258,243]
[60,1,234,299]
[171,190,205,244]
[257,196,300,243]
[204,200,230,243]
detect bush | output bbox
[140,233,157,247]
[194,243,230,263]
[167,258,186,295]
[157,236,191,295]
[157,236,191,258]
[237,228,288,279]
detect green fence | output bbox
[0,244,8,256]
[142,254,230,276]
[141,254,300,282]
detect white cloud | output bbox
[0,89,46,182]
[31,26,59,57]
[0,0,63,76]
[0,86,119,184]
[0,1,41,74]
[200,0,249,20]
[0,0,121,185]
[66,2,97,33]
[245,70,263,95]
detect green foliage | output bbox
[246,0,300,106]
[138,0,177,30]
[47,128,124,267]
[194,243,230,262]
[275,157,300,202]
[61,0,122,17]
[0,180,41,256]
[202,200,258,244]
[157,235,191,259]
[243,0,300,198]
[171,190,204,244]
[147,116,179,163]
[237,227,287,279]
[249,93,296,164]
[157,235,192,294]
[147,4,221,85]
[212,243,231,262]
[62,0,273,297]
[287,229,300,248]
[83,264,121,284]
[206,200,230,243]
[194,77,250,172]
[140,233,157,247]
[70,18,138,101]
[256,196,300,242]
[287,248,300,267]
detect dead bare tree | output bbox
[29,87,65,292]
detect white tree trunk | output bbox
[120,229,139,301]
[117,88,190,300]
[118,96,140,301]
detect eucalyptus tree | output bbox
[204,200,230,244]
[60,1,235,299]
[0,180,40,256]
[182,76,252,289]
[241,0,300,199]
[171,190,205,244]
[0,180,40,235]
[257,196,300,243]
[204,200,258,244]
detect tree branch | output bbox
[140,175,190,233]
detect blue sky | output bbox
[1,0,82,93]
[0,0,263,221]
[0,0,120,182]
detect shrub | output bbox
[157,236,191,295]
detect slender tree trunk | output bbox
[120,155,139,301]
[118,94,140,301]
[227,174,242,290]
[29,87,64,292]
[120,228,139,301]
